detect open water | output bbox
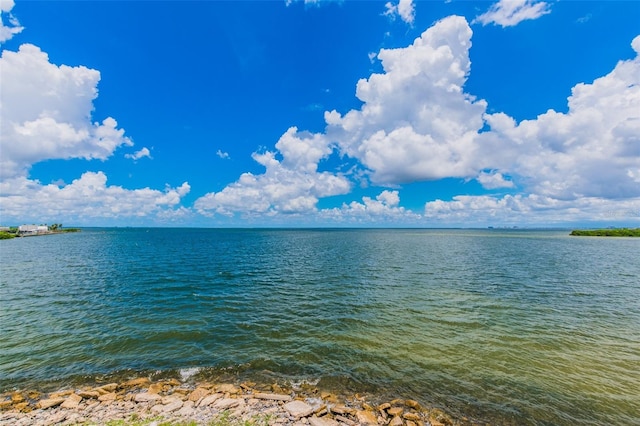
[1,228,639,425]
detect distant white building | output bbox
[18,225,49,235]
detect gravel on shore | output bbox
[0,378,464,426]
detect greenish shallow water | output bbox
[1,228,639,425]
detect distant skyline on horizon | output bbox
[1,0,639,228]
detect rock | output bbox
[403,412,421,422]
[13,402,30,412]
[389,415,404,426]
[253,393,292,402]
[0,400,12,410]
[355,410,378,425]
[405,400,422,411]
[187,387,210,402]
[134,392,162,403]
[198,393,222,407]
[309,415,339,426]
[10,393,24,403]
[313,404,327,415]
[320,392,339,404]
[177,400,194,416]
[387,407,403,417]
[429,409,453,426]
[213,398,240,410]
[78,390,100,399]
[406,421,417,426]
[37,398,65,409]
[98,392,117,402]
[122,378,150,388]
[335,415,356,426]
[60,393,82,409]
[378,403,391,411]
[161,398,183,413]
[147,383,164,394]
[165,378,181,386]
[46,410,67,424]
[216,384,240,394]
[50,389,75,399]
[330,405,355,416]
[284,400,314,419]
[96,383,118,394]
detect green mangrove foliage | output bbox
[570,228,640,237]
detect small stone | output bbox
[122,378,150,388]
[330,405,355,416]
[405,400,422,411]
[13,402,30,412]
[429,408,453,426]
[355,410,378,425]
[47,410,67,424]
[10,393,24,403]
[147,383,164,394]
[134,392,162,403]
[389,415,404,426]
[96,383,118,394]
[98,392,117,402]
[308,415,339,426]
[216,384,240,394]
[213,398,240,410]
[37,397,65,409]
[50,389,75,399]
[60,393,82,409]
[78,390,100,399]
[378,403,391,411]
[198,393,222,407]
[165,378,181,386]
[284,400,314,419]
[406,421,417,426]
[387,407,403,417]
[177,400,194,416]
[253,393,292,402]
[162,398,183,412]
[403,412,421,422]
[320,392,339,403]
[313,404,327,414]
[188,387,210,402]
[335,415,356,426]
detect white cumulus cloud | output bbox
[195,127,351,216]
[0,0,23,43]
[325,15,488,185]
[125,147,152,161]
[384,0,415,25]
[0,172,191,224]
[474,0,550,28]
[0,44,133,178]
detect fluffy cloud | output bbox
[384,0,415,25]
[194,127,351,216]
[0,44,133,178]
[125,147,152,161]
[0,0,23,43]
[321,190,422,224]
[474,0,550,27]
[0,172,191,224]
[425,194,640,225]
[481,35,640,200]
[325,16,487,185]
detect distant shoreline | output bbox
[570,228,640,237]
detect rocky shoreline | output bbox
[0,378,463,426]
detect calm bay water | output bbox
[1,228,639,425]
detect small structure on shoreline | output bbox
[17,225,50,236]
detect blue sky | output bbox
[1,0,639,227]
